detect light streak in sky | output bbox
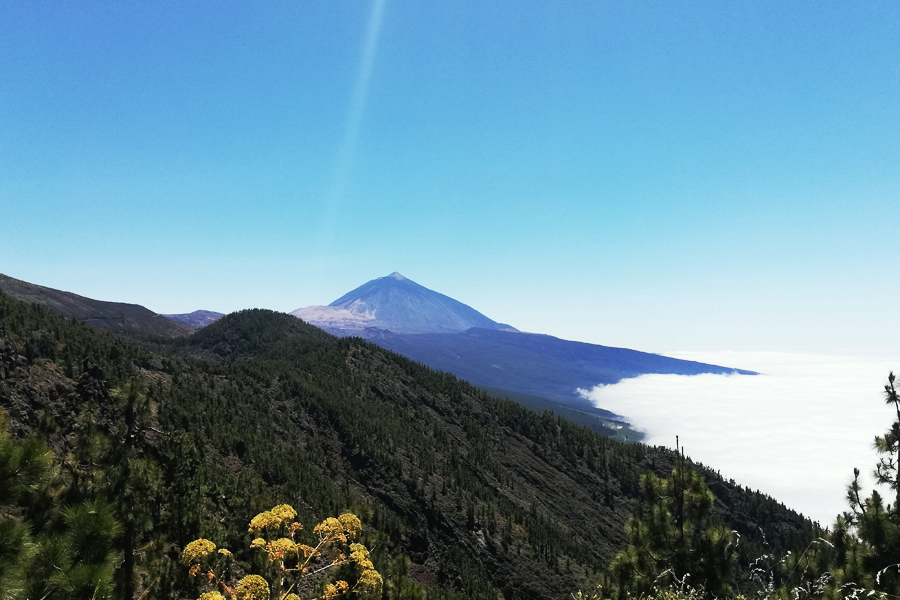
[322,0,388,241]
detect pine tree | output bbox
[67,369,163,599]
[0,410,55,600]
[837,372,900,594]
[1,407,123,600]
[603,441,735,600]
[5,363,161,600]
[776,372,900,600]
[874,372,900,511]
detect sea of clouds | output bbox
[579,351,900,527]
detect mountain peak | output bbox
[291,274,515,335]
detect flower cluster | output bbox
[249,504,300,534]
[312,513,361,544]
[322,580,349,599]
[312,517,345,542]
[182,539,217,566]
[235,574,269,600]
[356,569,384,598]
[179,505,380,600]
[271,504,297,522]
[348,543,381,598]
[349,544,374,570]
[266,537,298,562]
[248,510,281,533]
[338,513,361,538]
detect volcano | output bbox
[291,272,516,335]
[290,273,755,432]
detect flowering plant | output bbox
[181,505,382,600]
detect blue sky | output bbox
[2,1,899,353]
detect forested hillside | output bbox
[0,291,814,600]
[0,273,193,338]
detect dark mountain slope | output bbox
[0,292,813,600]
[0,272,192,338]
[360,327,755,406]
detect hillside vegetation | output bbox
[0,291,813,599]
[0,273,193,338]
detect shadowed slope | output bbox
[0,273,192,338]
[361,327,756,406]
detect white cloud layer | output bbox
[579,351,900,527]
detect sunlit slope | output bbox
[292,272,516,334]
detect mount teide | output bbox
[292,271,516,334]
[292,273,755,432]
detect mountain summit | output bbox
[292,272,755,434]
[291,272,515,334]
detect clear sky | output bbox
[2,1,899,354]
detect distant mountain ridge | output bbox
[0,270,757,436]
[163,309,225,328]
[292,272,516,334]
[0,273,192,338]
[293,272,757,424]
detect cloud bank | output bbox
[579,351,900,526]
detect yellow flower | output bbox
[217,548,232,556]
[182,539,216,565]
[279,595,301,600]
[338,513,361,538]
[323,581,349,599]
[250,537,267,549]
[199,593,226,600]
[349,543,374,570]
[249,510,280,532]
[313,517,346,542]
[235,574,270,600]
[356,569,383,599]
[271,504,297,523]
[267,537,297,561]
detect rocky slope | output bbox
[0,273,192,338]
